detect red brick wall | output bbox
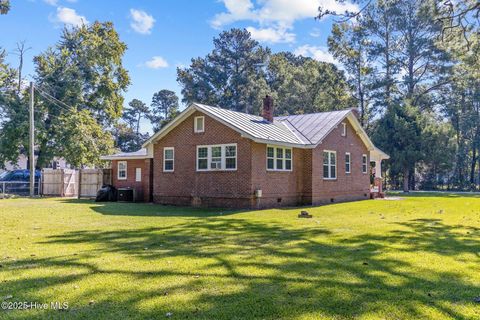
[153,111,254,208]
[112,159,151,202]
[150,111,370,208]
[250,143,308,208]
[311,119,370,204]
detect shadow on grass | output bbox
[58,198,245,217]
[2,216,480,319]
[387,191,480,198]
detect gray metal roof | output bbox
[194,103,303,145]
[276,109,351,145]
[142,102,368,150]
[100,148,150,160]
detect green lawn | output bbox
[0,195,479,320]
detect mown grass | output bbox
[0,195,479,319]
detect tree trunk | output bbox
[403,167,409,192]
[470,146,477,189]
[409,167,415,190]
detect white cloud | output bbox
[211,0,256,29]
[43,0,58,5]
[55,7,88,27]
[294,45,336,64]
[246,26,295,43]
[310,28,321,38]
[129,9,155,35]
[144,56,169,69]
[211,0,358,43]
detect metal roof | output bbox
[275,109,352,145]
[100,148,151,160]
[141,102,376,151]
[194,103,302,145]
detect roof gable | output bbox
[142,103,303,148]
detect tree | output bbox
[435,0,480,45]
[111,122,148,153]
[0,48,27,169]
[177,28,270,114]
[440,30,480,189]
[113,99,150,152]
[418,116,455,190]
[372,102,424,192]
[123,99,149,134]
[267,52,354,115]
[0,0,10,15]
[13,21,130,168]
[395,0,450,109]
[54,110,114,167]
[149,90,179,132]
[328,21,373,127]
[13,41,31,94]
[363,0,400,113]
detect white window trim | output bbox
[266,145,293,172]
[345,152,351,174]
[135,168,142,182]
[362,154,368,174]
[194,116,205,133]
[341,122,347,136]
[117,161,127,180]
[163,147,175,172]
[323,150,337,180]
[196,143,237,171]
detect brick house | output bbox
[102,96,389,208]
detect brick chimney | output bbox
[262,95,274,122]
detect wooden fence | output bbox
[42,169,78,197]
[42,168,110,198]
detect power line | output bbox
[34,86,76,112]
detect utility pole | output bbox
[29,81,35,197]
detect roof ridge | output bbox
[195,103,264,119]
[274,109,351,119]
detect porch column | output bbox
[375,160,382,178]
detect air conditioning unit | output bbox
[118,188,135,202]
[210,161,222,170]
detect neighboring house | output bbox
[101,96,389,208]
[1,154,73,174]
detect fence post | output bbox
[2,182,4,199]
[39,171,43,196]
[60,169,65,197]
[78,169,82,199]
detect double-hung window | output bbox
[196,144,237,171]
[345,152,351,174]
[266,146,292,171]
[341,122,347,136]
[323,150,337,179]
[135,168,142,182]
[194,116,205,133]
[118,161,127,180]
[164,147,174,172]
[362,154,368,173]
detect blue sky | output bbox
[0,0,356,133]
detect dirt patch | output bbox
[376,197,404,201]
